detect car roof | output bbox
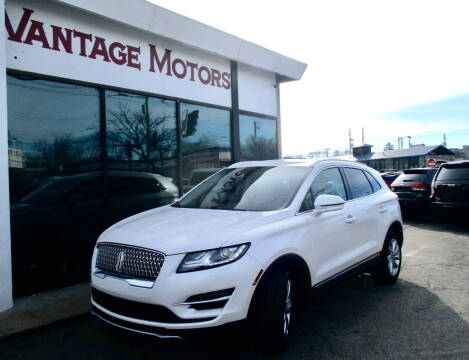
[441,160,469,166]
[402,168,437,171]
[229,158,361,168]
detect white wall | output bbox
[0,0,14,312]
[238,63,277,116]
[6,0,231,107]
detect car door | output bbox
[342,167,384,260]
[65,176,106,276]
[298,167,358,284]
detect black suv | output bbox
[391,168,438,213]
[431,161,469,213]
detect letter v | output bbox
[5,7,33,42]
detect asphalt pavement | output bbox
[1,216,468,359]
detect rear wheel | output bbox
[373,232,402,283]
[250,266,292,353]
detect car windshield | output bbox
[173,166,311,211]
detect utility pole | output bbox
[349,128,354,155]
[253,121,260,138]
[361,127,365,145]
[443,133,447,147]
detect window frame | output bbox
[297,166,349,215]
[364,170,382,192]
[342,167,378,201]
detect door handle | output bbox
[345,215,356,223]
[378,206,387,214]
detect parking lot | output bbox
[1,216,469,360]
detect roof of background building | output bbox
[54,0,307,82]
[355,145,455,161]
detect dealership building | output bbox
[0,0,306,311]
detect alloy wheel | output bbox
[387,238,401,277]
[283,278,292,337]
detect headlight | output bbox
[177,243,250,273]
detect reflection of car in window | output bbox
[10,171,178,297]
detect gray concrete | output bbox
[1,218,468,359]
[0,283,90,338]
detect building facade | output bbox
[0,0,306,310]
[450,145,469,160]
[353,144,455,172]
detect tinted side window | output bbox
[364,171,382,192]
[300,168,347,212]
[109,176,158,198]
[344,168,373,199]
[70,177,102,200]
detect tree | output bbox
[384,142,394,151]
[244,135,276,160]
[107,101,177,172]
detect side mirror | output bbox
[313,194,345,215]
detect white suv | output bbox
[90,159,403,352]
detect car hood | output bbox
[97,205,289,255]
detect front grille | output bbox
[96,243,165,281]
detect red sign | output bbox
[427,158,437,168]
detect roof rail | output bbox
[313,158,358,165]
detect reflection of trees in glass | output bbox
[9,124,100,174]
[107,100,176,172]
[25,132,100,173]
[244,135,277,160]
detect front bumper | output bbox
[90,250,262,331]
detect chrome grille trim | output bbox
[96,243,165,282]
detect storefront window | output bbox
[106,91,178,224]
[7,75,102,297]
[239,114,277,161]
[180,103,231,192]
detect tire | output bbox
[372,231,402,284]
[250,266,292,353]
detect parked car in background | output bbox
[91,159,403,353]
[381,171,402,188]
[431,161,469,214]
[390,168,437,214]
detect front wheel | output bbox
[249,266,292,353]
[372,232,402,284]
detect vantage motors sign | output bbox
[5,0,232,107]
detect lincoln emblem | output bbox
[115,250,126,272]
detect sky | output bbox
[151,0,469,155]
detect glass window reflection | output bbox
[239,114,277,161]
[7,75,102,297]
[180,103,231,192]
[106,91,179,224]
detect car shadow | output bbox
[84,275,469,359]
